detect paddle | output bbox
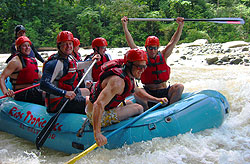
[35,59,97,150]
[0,83,40,99]
[128,17,245,24]
[65,101,163,164]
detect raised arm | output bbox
[121,16,138,49]
[161,17,184,59]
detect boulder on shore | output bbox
[222,41,249,50]
[179,39,209,48]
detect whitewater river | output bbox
[0,48,249,164]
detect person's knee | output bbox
[135,104,144,114]
[134,96,148,111]
[80,88,90,96]
[173,84,184,93]
[177,84,184,93]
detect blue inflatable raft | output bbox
[0,81,230,154]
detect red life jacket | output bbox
[85,53,111,82]
[141,52,170,84]
[90,60,134,110]
[100,58,124,71]
[46,53,79,91]
[73,51,82,61]
[10,53,39,89]
[44,54,79,112]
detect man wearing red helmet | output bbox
[84,37,112,88]
[0,36,44,105]
[72,37,87,88]
[122,16,184,108]
[7,25,44,63]
[86,49,168,146]
[72,37,82,61]
[40,31,94,114]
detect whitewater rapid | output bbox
[0,47,249,164]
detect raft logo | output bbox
[8,106,63,131]
[19,123,56,139]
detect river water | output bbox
[0,48,249,164]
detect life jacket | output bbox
[72,52,85,87]
[101,59,124,71]
[141,52,170,84]
[10,53,39,90]
[46,53,79,91]
[90,59,134,110]
[44,53,79,112]
[85,53,111,82]
[73,51,82,61]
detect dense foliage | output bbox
[0,0,249,53]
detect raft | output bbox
[0,80,230,154]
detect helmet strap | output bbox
[93,47,100,54]
[16,46,21,52]
[125,62,134,78]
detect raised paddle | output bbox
[35,59,97,150]
[65,101,163,164]
[0,83,40,99]
[128,17,245,24]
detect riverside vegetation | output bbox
[0,0,249,53]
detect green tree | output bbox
[0,0,249,52]
[77,7,103,47]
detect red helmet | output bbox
[73,38,80,47]
[92,37,108,49]
[124,49,148,64]
[56,31,74,44]
[145,36,160,47]
[15,36,31,48]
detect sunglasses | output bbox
[147,46,158,50]
[99,46,107,49]
[133,64,147,70]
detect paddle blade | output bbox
[183,18,245,24]
[65,143,98,164]
[35,114,58,149]
[209,18,245,24]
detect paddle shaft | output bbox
[0,83,40,99]
[65,102,163,164]
[35,59,97,150]
[128,18,245,24]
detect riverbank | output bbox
[1,39,249,67]
[41,39,250,67]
